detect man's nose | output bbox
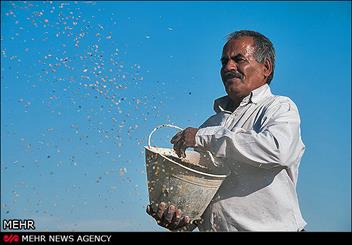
[222,60,237,72]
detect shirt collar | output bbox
[214,84,272,113]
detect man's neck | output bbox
[225,98,241,112]
[226,84,268,111]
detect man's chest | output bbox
[216,104,265,132]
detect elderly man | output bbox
[147,30,306,232]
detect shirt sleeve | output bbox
[195,100,305,169]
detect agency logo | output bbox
[3,234,19,243]
[2,219,35,230]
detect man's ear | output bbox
[263,58,273,80]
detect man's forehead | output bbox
[222,36,255,56]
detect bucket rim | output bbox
[145,146,230,178]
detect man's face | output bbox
[220,36,267,101]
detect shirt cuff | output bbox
[195,126,223,148]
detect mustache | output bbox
[224,70,243,80]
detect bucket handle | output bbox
[148,124,183,147]
[148,124,219,166]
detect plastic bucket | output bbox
[145,124,230,222]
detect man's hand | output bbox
[170,127,199,158]
[146,202,191,231]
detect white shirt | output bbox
[194,84,306,231]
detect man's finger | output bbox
[163,205,176,225]
[176,215,190,230]
[175,142,187,158]
[168,208,182,230]
[170,132,183,144]
[173,140,184,158]
[170,135,180,144]
[156,202,166,221]
[179,145,187,158]
[192,219,201,226]
[146,204,153,216]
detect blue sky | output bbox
[1,1,350,231]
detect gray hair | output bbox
[226,30,276,84]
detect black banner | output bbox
[1,231,351,244]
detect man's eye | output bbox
[221,59,227,66]
[235,57,245,62]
